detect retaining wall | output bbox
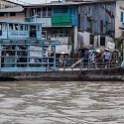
[0,67,123,81]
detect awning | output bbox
[0,6,24,13]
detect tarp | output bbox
[106,42,115,50]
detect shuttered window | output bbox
[100,20,103,33]
[121,11,123,22]
[100,37,105,46]
[90,35,94,45]
[0,13,4,17]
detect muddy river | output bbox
[0,81,124,124]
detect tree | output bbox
[113,37,123,59]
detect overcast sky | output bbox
[10,0,59,4]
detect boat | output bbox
[0,16,60,73]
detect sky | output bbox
[10,0,59,4]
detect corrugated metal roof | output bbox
[23,0,117,7]
[0,6,24,12]
[4,0,23,6]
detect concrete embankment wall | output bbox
[0,67,123,81]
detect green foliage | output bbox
[113,37,123,51]
[112,37,123,59]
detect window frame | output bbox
[100,36,105,46]
[10,12,16,16]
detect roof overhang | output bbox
[0,21,44,25]
[0,6,24,13]
[23,0,116,8]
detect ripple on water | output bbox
[0,81,124,124]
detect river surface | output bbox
[0,81,124,124]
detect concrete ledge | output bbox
[0,67,123,81]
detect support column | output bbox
[53,46,56,68]
[0,45,1,68]
[15,45,18,67]
[122,40,124,61]
[74,26,78,54]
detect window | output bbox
[120,10,124,22]
[10,12,16,16]
[100,20,103,33]
[48,7,52,17]
[53,30,58,37]
[0,13,4,17]
[78,14,80,29]
[14,24,18,30]
[42,7,52,18]
[100,37,105,46]
[42,7,46,17]
[54,6,68,14]
[25,25,28,31]
[20,25,23,30]
[9,24,13,30]
[52,29,69,37]
[90,35,94,45]
[42,31,47,39]
[37,8,41,16]
[87,18,92,32]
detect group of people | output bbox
[59,48,114,69]
[83,47,113,69]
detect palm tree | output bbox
[113,37,123,60]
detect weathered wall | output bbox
[77,32,113,49]
[0,68,123,81]
[115,1,124,38]
[56,45,72,54]
[0,12,25,22]
[78,2,116,37]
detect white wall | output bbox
[115,1,124,38]
[77,31,113,51]
[105,36,113,46]
[77,31,90,47]
[51,37,69,44]
[56,45,72,54]
[32,18,52,27]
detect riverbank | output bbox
[0,67,123,81]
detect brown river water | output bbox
[0,81,124,124]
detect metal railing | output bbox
[56,58,122,71]
[0,55,122,72]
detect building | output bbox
[0,0,18,8]
[77,0,124,51]
[0,0,25,22]
[23,0,124,54]
[24,1,78,55]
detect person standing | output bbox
[104,48,111,68]
[83,48,90,68]
[59,52,66,67]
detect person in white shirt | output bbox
[104,48,111,68]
